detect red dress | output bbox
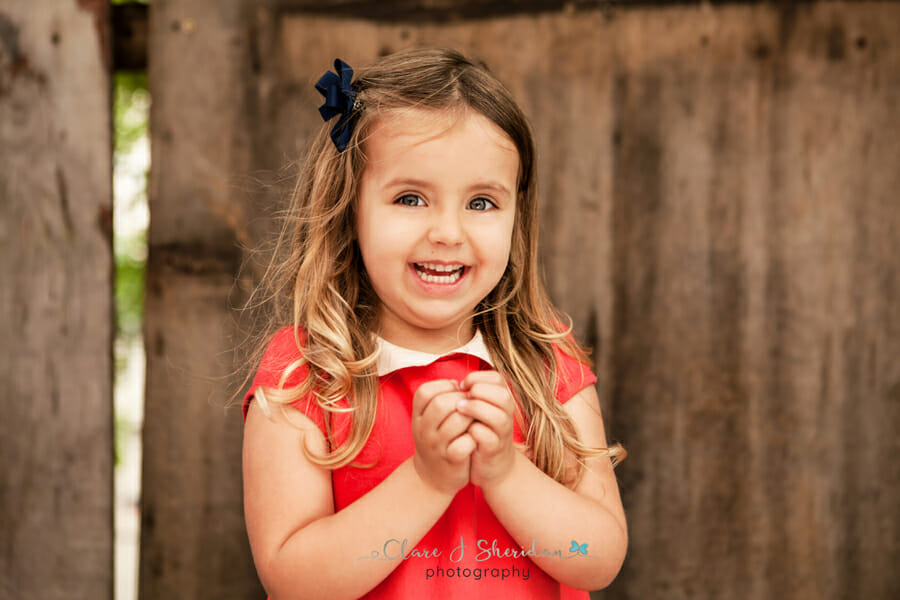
[243,327,596,599]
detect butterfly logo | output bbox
[569,540,588,555]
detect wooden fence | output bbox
[0,1,113,598]
[2,1,898,599]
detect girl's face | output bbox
[356,108,519,353]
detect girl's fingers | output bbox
[418,389,468,444]
[425,391,467,425]
[457,398,509,436]
[467,421,501,453]
[412,379,460,419]
[460,370,507,391]
[457,373,514,440]
[446,433,476,462]
[437,409,475,440]
[464,382,513,411]
[460,372,513,411]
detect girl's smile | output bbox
[412,262,467,286]
[355,108,519,353]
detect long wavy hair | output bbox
[244,47,624,486]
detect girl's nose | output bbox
[427,208,465,246]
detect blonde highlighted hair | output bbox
[245,47,624,485]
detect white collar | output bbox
[375,330,494,376]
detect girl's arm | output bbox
[459,374,627,591]
[242,380,475,600]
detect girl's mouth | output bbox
[413,262,466,284]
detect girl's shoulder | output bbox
[549,335,597,403]
[242,325,310,420]
[260,324,308,362]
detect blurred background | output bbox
[1,1,898,599]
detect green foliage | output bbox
[114,71,149,159]
[113,71,148,349]
[113,70,150,466]
[115,237,146,342]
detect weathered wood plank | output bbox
[139,0,263,598]
[0,1,113,598]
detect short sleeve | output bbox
[242,326,326,434]
[552,341,597,403]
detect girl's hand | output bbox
[458,371,517,489]
[411,379,477,495]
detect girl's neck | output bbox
[375,316,475,355]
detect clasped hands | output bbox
[412,371,517,495]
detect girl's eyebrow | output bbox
[383,177,434,191]
[384,177,512,196]
[468,181,513,196]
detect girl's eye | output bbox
[396,194,425,207]
[468,197,497,211]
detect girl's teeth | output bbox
[415,264,464,284]
[419,263,460,273]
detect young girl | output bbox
[241,48,626,599]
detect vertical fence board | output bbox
[139,0,262,598]
[0,1,113,599]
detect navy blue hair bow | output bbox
[315,59,359,152]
